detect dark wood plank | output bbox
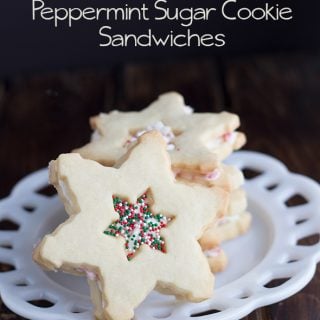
[269,293,320,320]
[0,83,5,115]
[224,52,320,320]
[0,69,115,198]
[224,52,320,181]
[243,308,273,320]
[119,59,226,111]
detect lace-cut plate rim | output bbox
[0,151,319,320]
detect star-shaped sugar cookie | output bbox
[33,132,228,320]
[74,92,246,173]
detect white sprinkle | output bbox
[184,105,194,114]
[205,247,221,257]
[91,130,102,141]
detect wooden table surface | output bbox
[0,52,319,319]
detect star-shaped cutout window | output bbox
[104,192,172,260]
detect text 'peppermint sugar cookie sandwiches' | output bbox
[33,132,229,320]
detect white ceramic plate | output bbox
[0,151,319,320]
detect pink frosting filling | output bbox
[77,268,97,281]
[205,247,222,257]
[174,168,221,182]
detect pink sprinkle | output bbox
[223,132,232,141]
[222,132,236,143]
[86,271,97,281]
[205,169,221,181]
[77,268,97,281]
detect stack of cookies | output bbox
[33,92,251,320]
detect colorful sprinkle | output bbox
[104,193,171,261]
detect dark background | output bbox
[0,0,320,75]
[0,0,320,319]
